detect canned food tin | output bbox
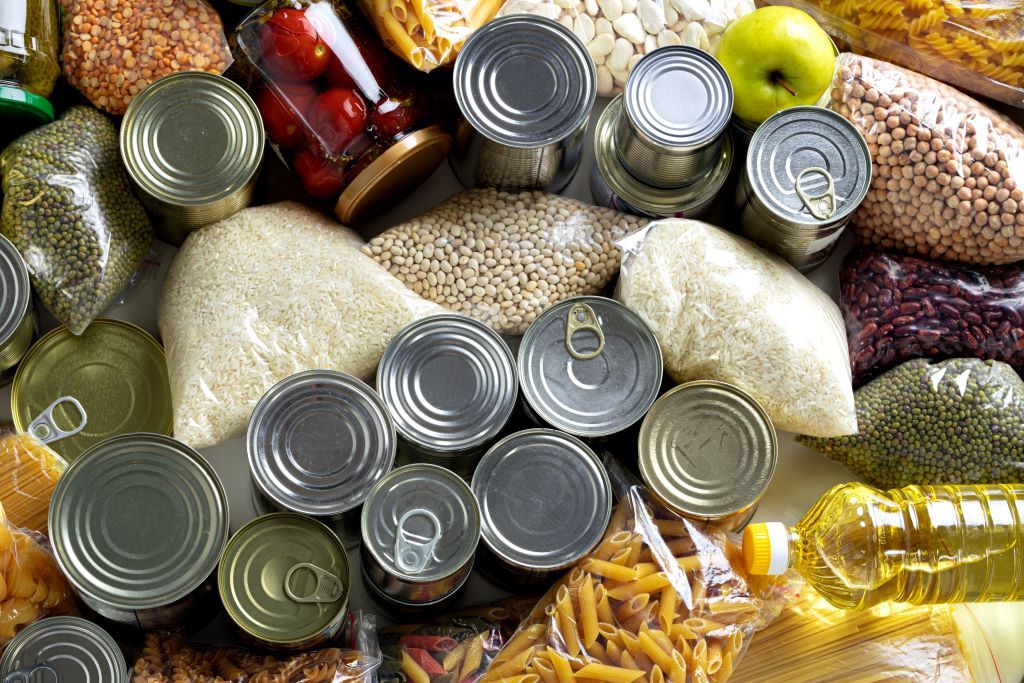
[638,381,777,532]
[518,296,662,438]
[219,513,351,651]
[0,617,127,683]
[472,429,611,586]
[11,320,173,461]
[591,95,733,219]
[361,464,480,611]
[377,315,517,477]
[451,15,595,193]
[617,46,733,188]
[247,370,396,549]
[731,116,758,158]
[737,105,871,273]
[49,433,229,628]
[0,234,34,384]
[121,71,264,246]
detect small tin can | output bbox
[638,381,777,532]
[450,15,595,193]
[737,105,871,272]
[247,370,396,549]
[361,464,480,612]
[616,46,733,188]
[472,429,611,587]
[518,296,662,439]
[0,616,127,683]
[731,116,758,158]
[0,234,34,385]
[121,71,264,246]
[219,513,350,651]
[591,95,733,219]
[377,315,517,477]
[48,433,229,629]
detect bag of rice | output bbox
[158,202,444,449]
[615,218,857,437]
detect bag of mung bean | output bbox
[362,189,648,335]
[829,53,1024,267]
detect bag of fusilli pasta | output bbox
[480,487,794,683]
[765,0,1024,106]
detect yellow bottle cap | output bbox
[742,522,789,575]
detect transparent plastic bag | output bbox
[614,218,857,437]
[61,0,233,115]
[480,486,792,683]
[828,53,1024,267]
[841,249,1024,387]
[496,0,754,96]
[767,0,1024,108]
[158,201,444,449]
[0,106,155,335]
[362,189,649,335]
[0,431,67,535]
[799,357,1024,488]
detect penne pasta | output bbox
[607,573,671,601]
[460,633,487,681]
[615,594,650,622]
[649,664,665,683]
[488,647,537,680]
[546,648,575,683]
[531,657,558,683]
[637,632,673,673]
[585,559,640,582]
[495,677,540,683]
[402,651,431,683]
[575,663,645,683]
[669,651,687,683]
[578,575,600,647]
[658,586,678,632]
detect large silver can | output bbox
[450,15,595,193]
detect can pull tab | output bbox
[565,302,605,361]
[795,167,837,220]
[394,508,442,574]
[4,664,60,683]
[28,397,87,445]
[284,563,343,604]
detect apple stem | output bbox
[774,73,798,97]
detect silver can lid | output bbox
[747,105,871,226]
[49,434,229,611]
[472,429,611,571]
[362,464,480,582]
[248,370,396,517]
[0,617,127,683]
[377,315,517,453]
[518,296,663,437]
[0,234,30,347]
[623,46,732,151]
[454,15,595,148]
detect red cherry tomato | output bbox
[259,8,330,82]
[255,84,318,150]
[324,55,356,89]
[369,97,420,138]
[310,87,368,154]
[292,147,346,199]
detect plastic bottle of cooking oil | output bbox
[742,482,1024,610]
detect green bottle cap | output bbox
[0,84,55,128]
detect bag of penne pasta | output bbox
[480,487,793,683]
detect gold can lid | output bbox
[335,127,451,225]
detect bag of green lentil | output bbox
[799,357,1024,488]
[0,106,154,335]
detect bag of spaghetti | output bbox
[480,487,793,683]
[0,430,67,535]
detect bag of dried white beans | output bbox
[615,218,857,437]
[497,0,754,96]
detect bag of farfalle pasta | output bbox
[481,487,793,683]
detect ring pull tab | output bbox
[4,664,60,683]
[565,302,605,361]
[28,397,87,445]
[284,563,344,604]
[394,508,442,574]
[795,167,837,221]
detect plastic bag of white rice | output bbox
[158,202,444,449]
[615,219,857,437]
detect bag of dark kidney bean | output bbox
[842,249,1024,386]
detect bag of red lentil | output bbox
[61,0,233,115]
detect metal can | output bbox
[731,116,758,159]
[377,315,517,477]
[361,464,480,612]
[247,370,396,549]
[591,95,733,219]
[0,234,34,385]
[48,433,229,628]
[450,15,595,193]
[737,105,871,273]
[0,616,127,683]
[638,381,777,532]
[121,71,264,246]
[616,46,733,188]
[518,296,662,438]
[219,513,351,651]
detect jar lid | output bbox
[0,85,54,130]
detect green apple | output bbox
[716,6,835,125]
